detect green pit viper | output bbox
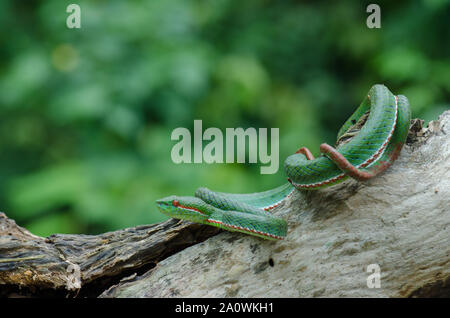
[156,84,411,240]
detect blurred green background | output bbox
[0,0,448,236]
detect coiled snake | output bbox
[157,84,411,240]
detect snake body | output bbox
[156,84,411,240]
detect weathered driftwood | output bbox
[1,111,449,298]
[0,216,220,297]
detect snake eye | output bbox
[172,200,180,207]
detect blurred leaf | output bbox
[25,212,81,237]
[374,47,429,82]
[8,162,87,217]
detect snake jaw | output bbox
[156,196,211,222]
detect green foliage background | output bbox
[0,0,448,236]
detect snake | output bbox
[156,84,411,240]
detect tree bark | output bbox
[1,111,449,298]
[0,215,220,297]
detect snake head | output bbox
[156,195,212,223]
